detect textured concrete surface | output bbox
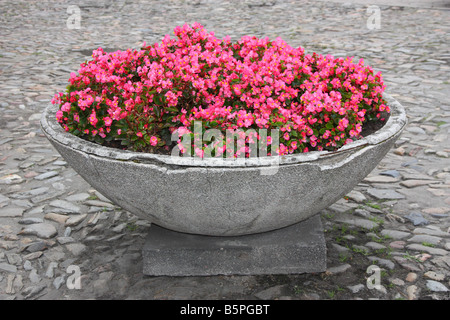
[142,215,326,276]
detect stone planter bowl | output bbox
[41,94,406,236]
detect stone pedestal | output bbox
[142,215,326,276]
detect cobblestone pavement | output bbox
[0,0,449,300]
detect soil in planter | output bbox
[360,111,390,138]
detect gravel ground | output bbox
[0,0,449,301]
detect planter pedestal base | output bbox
[142,215,326,276]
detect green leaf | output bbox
[94,135,104,144]
[153,95,162,106]
[153,105,160,118]
[165,107,178,112]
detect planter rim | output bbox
[41,93,407,168]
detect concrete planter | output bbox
[41,94,406,236]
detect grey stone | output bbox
[347,284,365,294]
[401,172,436,181]
[23,252,43,260]
[401,180,439,188]
[254,284,289,300]
[367,256,395,270]
[436,151,449,158]
[406,244,448,256]
[65,214,87,227]
[23,260,33,271]
[65,193,90,202]
[354,208,373,218]
[0,262,17,273]
[142,215,326,276]
[0,207,24,218]
[6,253,22,265]
[25,241,49,253]
[84,199,115,208]
[64,227,72,237]
[407,234,442,245]
[41,95,406,236]
[65,243,87,256]
[429,213,449,219]
[45,262,58,278]
[29,269,41,283]
[34,171,59,180]
[6,274,15,294]
[0,138,13,145]
[345,190,367,203]
[380,229,411,240]
[112,223,127,233]
[413,227,449,237]
[0,194,10,207]
[365,242,387,251]
[426,280,449,292]
[367,188,406,200]
[48,200,81,214]
[23,285,46,299]
[19,223,58,239]
[332,243,351,254]
[334,214,379,230]
[326,264,351,274]
[406,126,426,135]
[18,217,44,225]
[405,212,429,226]
[329,202,354,214]
[53,275,66,289]
[364,175,400,183]
[380,170,401,179]
[56,236,75,245]
[52,160,67,166]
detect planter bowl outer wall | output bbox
[41,94,407,236]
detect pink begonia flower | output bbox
[88,112,98,127]
[61,102,71,112]
[103,117,112,127]
[54,23,389,154]
[150,136,158,146]
[56,110,63,122]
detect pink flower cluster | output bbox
[53,22,389,155]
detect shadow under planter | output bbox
[142,215,326,276]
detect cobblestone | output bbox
[0,0,449,301]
